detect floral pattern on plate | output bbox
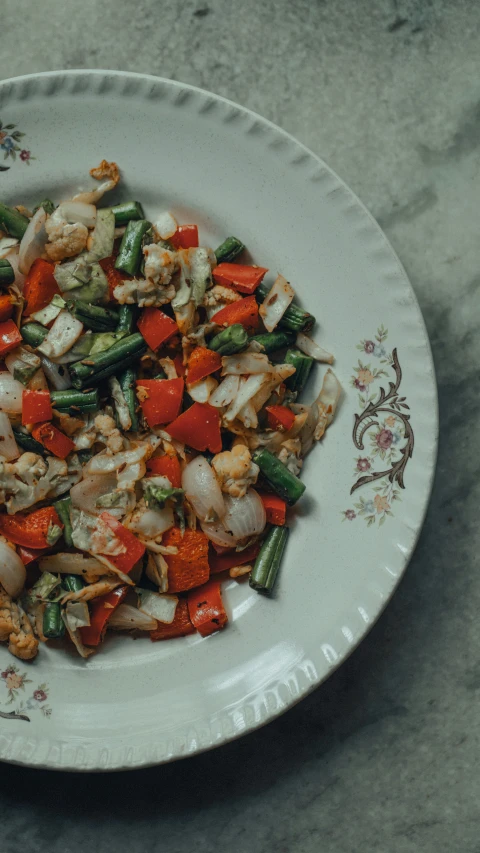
[0,119,34,171]
[343,327,414,527]
[0,665,51,722]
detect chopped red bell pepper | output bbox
[137,307,179,351]
[99,512,146,574]
[0,319,22,357]
[99,253,132,300]
[208,541,261,574]
[79,585,129,646]
[0,294,14,323]
[162,527,210,593]
[31,422,75,458]
[22,389,52,426]
[170,225,199,250]
[150,598,195,641]
[23,259,61,316]
[213,263,268,295]
[257,492,287,526]
[18,545,51,566]
[265,404,296,432]
[136,378,184,428]
[0,507,62,549]
[213,295,260,332]
[166,402,222,453]
[173,353,186,377]
[187,579,228,637]
[146,455,182,487]
[186,346,222,385]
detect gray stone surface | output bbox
[1,0,479,850]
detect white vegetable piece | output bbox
[40,355,71,391]
[153,211,178,240]
[0,413,20,461]
[187,375,218,403]
[108,604,157,632]
[0,540,26,598]
[31,294,65,326]
[223,488,266,540]
[0,372,25,413]
[137,589,179,624]
[0,237,18,259]
[209,375,240,408]
[295,332,334,364]
[37,310,83,358]
[70,473,119,516]
[224,374,268,423]
[182,455,225,522]
[55,201,97,228]
[221,352,274,375]
[259,274,295,332]
[18,206,48,274]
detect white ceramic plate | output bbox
[0,71,437,771]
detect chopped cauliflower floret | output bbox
[0,586,38,660]
[90,160,120,185]
[94,414,124,453]
[277,438,303,476]
[212,445,259,498]
[113,278,176,307]
[0,453,77,514]
[143,244,177,286]
[45,210,89,262]
[203,285,241,307]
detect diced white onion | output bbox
[70,473,118,516]
[40,355,71,391]
[154,212,178,240]
[182,455,225,522]
[209,374,240,408]
[108,603,157,631]
[259,274,295,332]
[137,589,178,624]
[0,412,20,461]
[187,375,218,403]
[56,201,97,228]
[223,488,266,540]
[200,518,237,548]
[18,206,47,274]
[0,372,24,413]
[221,352,273,375]
[296,333,334,364]
[37,310,83,358]
[0,541,26,598]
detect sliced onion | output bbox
[224,374,268,422]
[0,412,20,461]
[39,552,104,582]
[200,518,237,548]
[259,274,295,332]
[223,488,266,540]
[182,455,225,522]
[187,375,218,403]
[137,589,178,624]
[18,206,47,274]
[56,201,97,228]
[41,355,71,391]
[126,505,174,538]
[221,352,273,375]
[70,473,118,515]
[209,374,240,408]
[38,310,83,358]
[0,541,26,598]
[108,603,157,631]
[0,237,18,258]
[5,247,25,291]
[313,368,342,441]
[0,372,24,413]
[296,333,334,364]
[237,400,258,429]
[154,212,178,240]
[64,601,90,630]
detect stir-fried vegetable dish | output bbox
[0,162,340,661]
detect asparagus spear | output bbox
[115,220,151,276]
[252,449,306,505]
[69,332,146,389]
[256,282,315,332]
[214,236,245,264]
[0,259,14,286]
[209,324,249,355]
[107,201,145,226]
[249,526,289,593]
[0,203,29,239]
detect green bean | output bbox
[249,526,289,593]
[12,427,46,456]
[118,367,138,431]
[43,602,65,639]
[116,304,138,335]
[252,448,306,505]
[284,348,313,395]
[0,259,14,286]
[53,496,73,547]
[256,282,315,332]
[114,220,151,276]
[67,299,119,332]
[209,324,249,355]
[0,203,29,239]
[69,333,146,389]
[249,330,296,354]
[214,236,245,264]
[50,389,99,414]
[62,575,84,594]
[20,322,49,348]
[108,201,145,226]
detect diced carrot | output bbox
[213,263,268,295]
[0,294,14,323]
[31,422,75,458]
[257,492,287,525]
[213,295,260,332]
[23,259,60,316]
[0,507,62,549]
[208,541,261,574]
[170,225,199,250]
[150,599,195,641]
[0,320,22,357]
[187,579,228,637]
[186,346,222,385]
[265,405,296,432]
[146,455,182,487]
[162,527,210,593]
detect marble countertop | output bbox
[1,0,478,850]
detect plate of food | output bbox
[0,70,437,771]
